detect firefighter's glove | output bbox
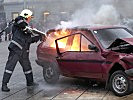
[23,26,33,34]
[41,35,47,42]
[31,35,41,43]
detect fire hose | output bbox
[25,26,47,37]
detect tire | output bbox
[109,70,133,97]
[43,62,60,84]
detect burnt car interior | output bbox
[55,32,97,55]
[88,44,99,52]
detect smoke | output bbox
[93,5,120,25]
[56,0,121,28]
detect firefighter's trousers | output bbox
[2,50,33,85]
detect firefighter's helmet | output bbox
[20,9,33,19]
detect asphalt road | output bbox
[0,41,133,100]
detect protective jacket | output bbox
[9,16,41,55]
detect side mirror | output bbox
[88,44,99,52]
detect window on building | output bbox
[12,12,19,19]
[43,11,50,20]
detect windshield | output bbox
[93,28,133,48]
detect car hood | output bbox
[108,38,133,49]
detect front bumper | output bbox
[125,68,133,76]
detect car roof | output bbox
[74,25,125,30]
[46,25,126,34]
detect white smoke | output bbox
[57,2,121,28]
[93,5,120,25]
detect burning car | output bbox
[36,25,133,96]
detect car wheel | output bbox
[43,62,60,84]
[109,70,132,97]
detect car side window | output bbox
[57,33,96,53]
[81,35,93,51]
[57,34,81,53]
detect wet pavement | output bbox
[0,41,133,100]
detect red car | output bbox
[36,26,133,96]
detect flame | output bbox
[50,29,80,51]
[54,29,69,37]
[70,34,80,51]
[47,29,88,51]
[50,29,71,48]
[50,38,68,48]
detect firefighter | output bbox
[1,9,41,92]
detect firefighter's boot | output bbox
[25,72,34,86]
[2,72,12,92]
[1,83,10,92]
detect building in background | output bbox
[0,0,6,42]
[3,0,83,31]
[3,0,133,31]
[0,0,6,29]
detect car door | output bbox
[56,33,104,79]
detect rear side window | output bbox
[81,36,93,51]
